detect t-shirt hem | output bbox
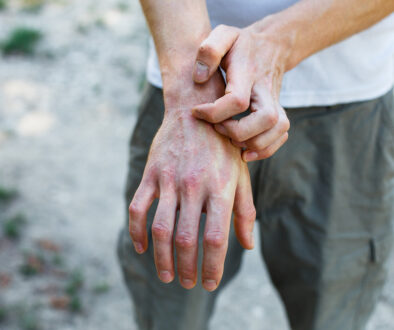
[146,72,393,108]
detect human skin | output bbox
[130,0,256,292]
[130,0,394,292]
[192,0,394,161]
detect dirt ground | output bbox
[0,1,393,329]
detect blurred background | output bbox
[0,1,393,329]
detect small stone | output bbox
[50,296,70,310]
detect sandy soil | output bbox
[0,1,393,329]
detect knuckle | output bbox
[246,138,261,150]
[244,205,257,221]
[128,201,142,218]
[216,24,240,36]
[229,127,245,142]
[232,93,249,111]
[128,226,140,241]
[203,264,221,278]
[279,118,290,132]
[234,203,256,222]
[175,233,197,250]
[198,43,220,61]
[215,24,228,32]
[204,231,227,249]
[281,117,290,132]
[283,132,289,142]
[206,111,222,123]
[263,110,279,127]
[260,148,274,159]
[243,205,257,221]
[180,173,201,195]
[161,168,175,183]
[178,266,195,279]
[151,223,172,242]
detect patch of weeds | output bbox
[18,306,41,330]
[1,27,43,56]
[0,186,17,203]
[19,253,45,277]
[0,0,7,11]
[51,254,64,267]
[116,1,129,12]
[21,0,45,13]
[63,270,84,313]
[3,213,26,239]
[76,23,89,35]
[92,281,110,294]
[65,270,83,296]
[94,18,106,29]
[69,295,82,313]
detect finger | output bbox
[231,139,247,148]
[193,24,240,83]
[129,179,157,254]
[214,88,279,142]
[175,195,203,290]
[192,66,252,124]
[242,110,290,151]
[151,189,177,283]
[233,166,256,250]
[202,196,233,291]
[243,132,289,162]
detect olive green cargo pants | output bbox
[118,84,394,330]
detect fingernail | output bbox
[159,271,173,283]
[194,61,209,82]
[192,108,202,118]
[245,151,258,162]
[134,242,144,254]
[180,278,194,288]
[203,279,217,291]
[215,124,227,135]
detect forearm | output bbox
[255,0,394,71]
[139,0,211,89]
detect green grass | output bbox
[52,254,64,267]
[19,253,44,277]
[65,270,83,295]
[94,18,106,29]
[0,0,7,11]
[116,2,129,12]
[3,213,26,239]
[1,27,43,56]
[0,186,17,202]
[18,307,41,330]
[21,0,45,13]
[69,295,82,312]
[93,281,110,294]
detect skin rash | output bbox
[130,0,394,291]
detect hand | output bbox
[191,23,291,162]
[128,71,256,291]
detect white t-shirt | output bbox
[146,0,394,108]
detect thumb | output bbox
[193,25,240,83]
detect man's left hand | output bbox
[191,23,291,162]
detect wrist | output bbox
[250,14,300,72]
[163,69,225,116]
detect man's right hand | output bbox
[128,71,256,292]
